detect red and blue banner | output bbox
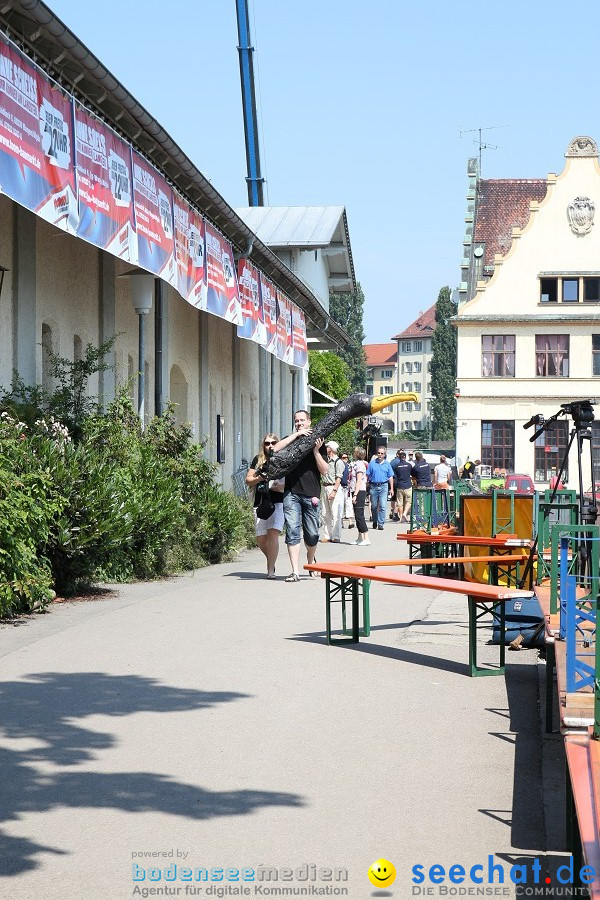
[291,302,308,368]
[74,102,135,259]
[0,36,77,232]
[276,289,293,364]
[237,257,265,344]
[174,192,206,308]
[132,149,176,285]
[205,222,242,325]
[260,272,278,355]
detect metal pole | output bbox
[235,0,264,206]
[138,310,145,427]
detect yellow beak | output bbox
[370,392,418,414]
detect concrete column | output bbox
[154,279,169,417]
[232,328,241,469]
[98,252,116,408]
[198,311,210,442]
[258,345,269,435]
[13,205,36,385]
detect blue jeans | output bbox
[369,483,388,527]
[283,492,320,547]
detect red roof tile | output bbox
[364,343,397,366]
[475,179,547,267]
[391,304,437,340]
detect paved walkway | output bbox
[0,521,564,899]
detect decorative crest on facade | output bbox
[567,197,595,235]
[565,136,598,158]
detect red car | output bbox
[504,474,535,494]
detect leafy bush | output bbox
[0,353,256,613]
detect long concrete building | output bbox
[0,1,353,489]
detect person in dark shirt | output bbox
[411,451,432,487]
[391,450,413,523]
[272,410,328,582]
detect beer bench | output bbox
[304,557,534,677]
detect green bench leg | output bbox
[468,598,506,677]
[326,575,371,644]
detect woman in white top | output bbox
[351,446,370,546]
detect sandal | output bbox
[284,573,300,583]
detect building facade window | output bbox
[414,381,421,392]
[539,275,600,304]
[384,386,392,394]
[413,341,422,352]
[366,384,373,396]
[414,402,421,411]
[405,402,413,412]
[535,335,569,376]
[382,368,393,379]
[405,362,413,374]
[482,335,515,377]
[481,420,514,473]
[414,362,422,373]
[403,381,412,391]
[402,341,411,352]
[593,335,600,375]
[535,420,568,482]
[404,420,412,430]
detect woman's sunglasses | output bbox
[264,440,276,446]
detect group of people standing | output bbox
[246,408,452,581]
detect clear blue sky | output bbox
[49,0,600,343]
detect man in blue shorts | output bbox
[273,410,328,582]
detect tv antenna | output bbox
[459,125,508,174]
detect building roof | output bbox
[475,179,547,267]
[237,205,356,295]
[0,1,351,349]
[364,343,397,367]
[391,304,436,340]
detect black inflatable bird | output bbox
[265,392,418,480]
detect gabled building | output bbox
[455,137,600,487]
[364,343,398,424]
[391,305,436,435]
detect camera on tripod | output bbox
[560,399,595,429]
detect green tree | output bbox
[429,286,457,442]
[329,283,367,391]
[308,350,357,452]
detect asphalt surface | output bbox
[0,518,567,899]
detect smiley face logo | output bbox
[368,858,396,888]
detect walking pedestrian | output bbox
[392,450,413,523]
[366,446,394,530]
[272,410,328,582]
[340,452,356,528]
[321,440,345,543]
[246,433,285,578]
[350,446,370,545]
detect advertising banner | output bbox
[260,272,278,355]
[173,192,206,308]
[132,149,176,284]
[276,290,294,364]
[236,257,265,344]
[205,222,242,325]
[74,102,135,259]
[292,302,308,369]
[0,36,77,231]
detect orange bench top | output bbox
[397,533,533,547]
[565,734,600,897]
[304,561,534,601]
[334,554,530,568]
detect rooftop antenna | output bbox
[459,125,508,174]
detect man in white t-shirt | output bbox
[433,455,452,490]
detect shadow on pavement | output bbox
[0,672,304,877]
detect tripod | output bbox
[523,400,597,583]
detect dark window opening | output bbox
[585,278,600,302]
[540,278,557,302]
[482,335,515,377]
[481,420,514,474]
[535,420,568,482]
